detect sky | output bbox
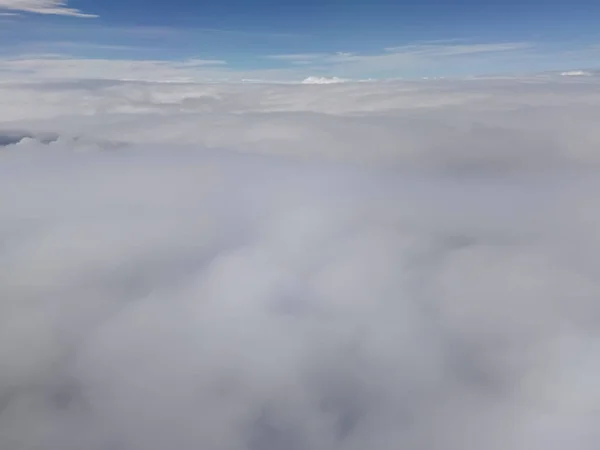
[3,2,600,449]
[1,0,600,80]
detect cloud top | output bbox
[2,76,600,450]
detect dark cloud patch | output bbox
[0,129,128,152]
[0,130,59,147]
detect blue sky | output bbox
[1,0,600,80]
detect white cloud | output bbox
[0,0,96,17]
[2,75,600,450]
[3,74,600,167]
[561,70,592,77]
[0,56,235,83]
[384,42,532,56]
[301,76,348,84]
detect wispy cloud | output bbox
[268,42,532,66]
[266,52,360,65]
[117,24,304,39]
[0,56,232,82]
[384,42,533,56]
[0,40,585,83]
[0,0,96,17]
[0,55,315,84]
[266,53,329,61]
[178,58,228,67]
[263,41,536,78]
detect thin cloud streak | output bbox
[261,41,536,77]
[384,42,533,55]
[266,53,330,61]
[0,0,96,17]
[115,24,306,39]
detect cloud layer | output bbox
[3,74,600,170]
[1,76,600,450]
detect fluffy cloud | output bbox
[1,76,600,450]
[0,0,96,17]
[301,76,348,84]
[3,75,600,169]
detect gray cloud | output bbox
[0,130,58,146]
[1,76,600,450]
[4,76,600,172]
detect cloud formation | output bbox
[384,42,532,56]
[266,53,329,61]
[0,0,96,17]
[263,41,535,77]
[301,76,348,84]
[0,39,591,83]
[1,76,600,450]
[2,74,600,169]
[0,56,230,82]
[267,42,531,65]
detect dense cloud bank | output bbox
[2,75,600,173]
[1,76,600,450]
